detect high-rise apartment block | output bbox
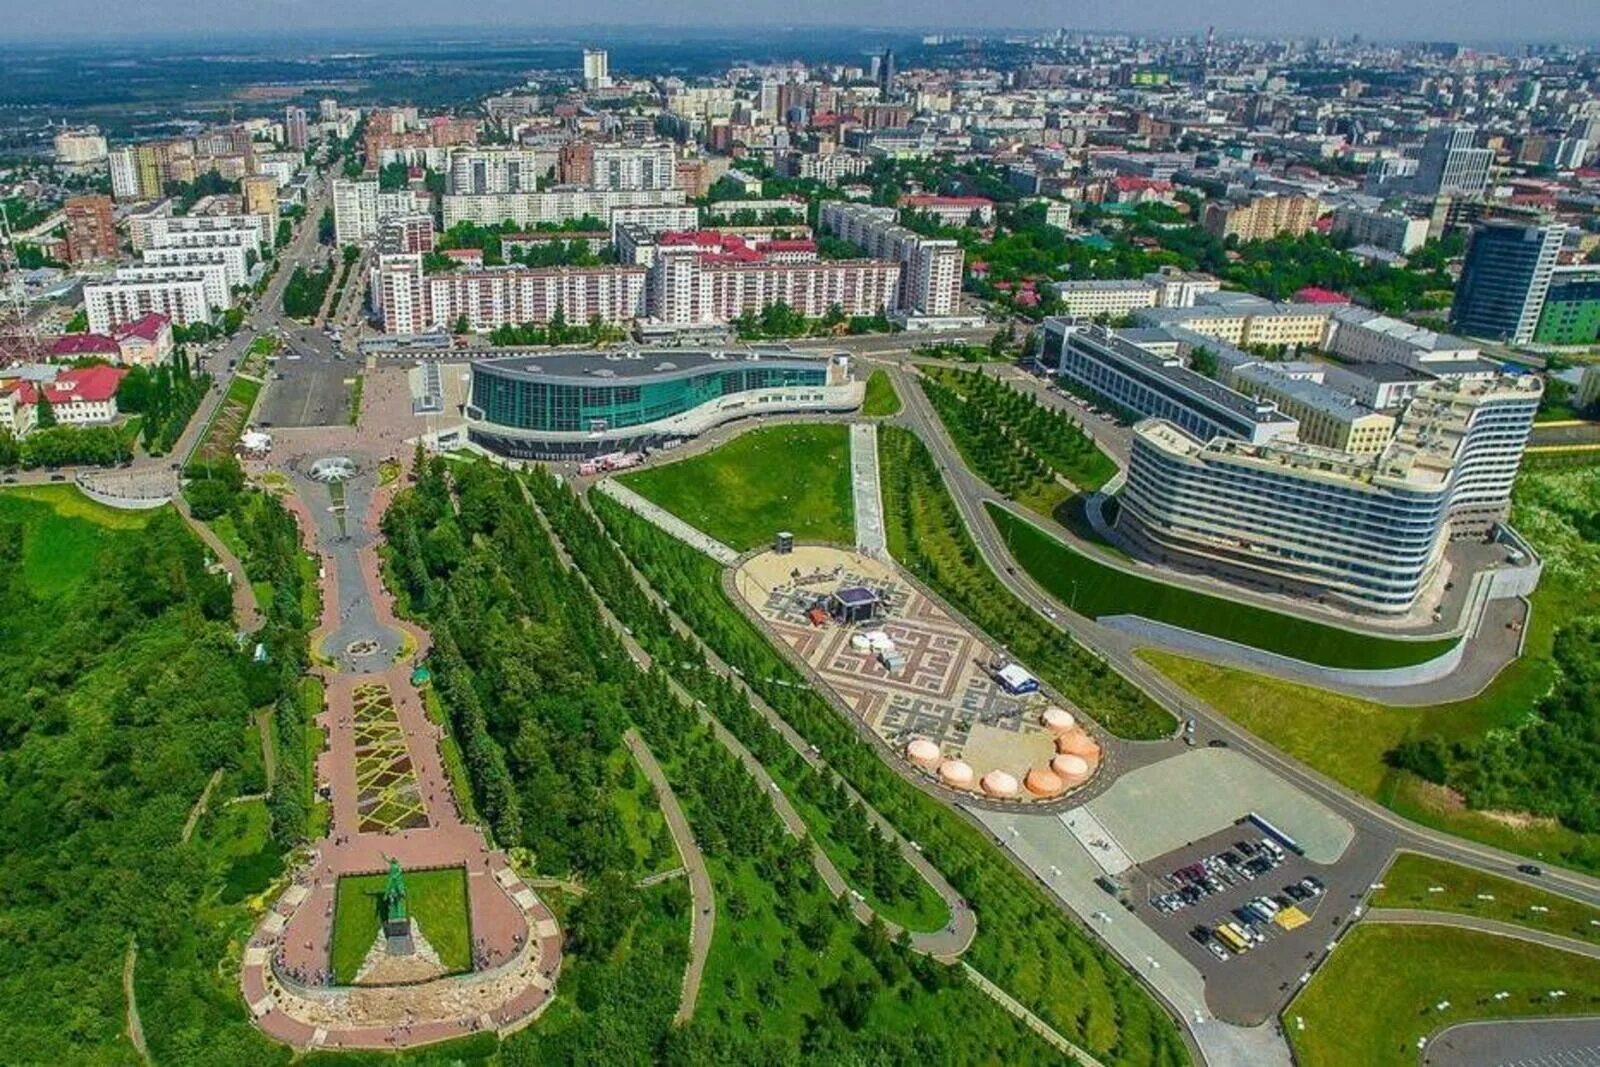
[54,128,108,166]
[242,175,280,223]
[1451,220,1567,343]
[333,179,380,246]
[590,143,676,191]
[62,195,118,264]
[285,107,309,150]
[583,50,611,91]
[1412,125,1493,198]
[446,147,559,195]
[442,188,688,230]
[1202,194,1319,242]
[83,274,213,333]
[819,201,963,317]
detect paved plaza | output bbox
[733,544,1085,801]
[239,373,563,1051]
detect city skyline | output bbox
[0,1,1594,45]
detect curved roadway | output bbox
[882,360,1600,912]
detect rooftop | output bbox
[473,348,839,385]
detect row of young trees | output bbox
[585,485,1188,1066]
[732,300,897,340]
[485,308,628,347]
[382,458,1065,1062]
[922,365,1116,492]
[116,347,210,454]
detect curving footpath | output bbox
[1362,908,1600,962]
[563,489,977,957]
[622,729,715,1025]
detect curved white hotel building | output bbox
[1120,375,1541,613]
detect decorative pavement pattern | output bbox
[757,564,1049,761]
[351,682,429,833]
[239,371,563,1051]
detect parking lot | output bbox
[1114,822,1380,1025]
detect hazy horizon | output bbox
[0,1,1593,48]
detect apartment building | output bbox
[54,128,108,166]
[1202,194,1319,242]
[113,262,232,315]
[242,175,280,222]
[819,201,963,317]
[375,254,648,335]
[62,195,118,264]
[130,214,269,255]
[333,179,380,246]
[647,244,898,326]
[590,143,677,191]
[446,146,560,194]
[143,244,250,290]
[442,187,688,230]
[379,214,436,255]
[83,275,212,333]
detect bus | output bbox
[1214,923,1250,954]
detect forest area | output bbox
[381,457,1098,1064]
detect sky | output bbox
[1,0,1594,45]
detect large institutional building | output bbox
[464,349,859,458]
[1042,318,1540,614]
[375,228,900,335]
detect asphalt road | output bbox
[1425,1016,1600,1067]
[883,358,1600,912]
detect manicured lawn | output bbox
[878,426,1174,740]
[1286,923,1600,1067]
[330,866,472,984]
[1374,853,1600,946]
[991,505,1459,669]
[861,369,902,417]
[1139,648,1600,873]
[0,484,158,596]
[618,423,853,549]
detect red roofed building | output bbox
[1293,286,1351,305]
[4,364,128,431]
[113,313,174,367]
[47,313,173,368]
[1108,176,1176,204]
[49,333,121,361]
[898,194,995,226]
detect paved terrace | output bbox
[240,368,562,1051]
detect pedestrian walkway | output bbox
[961,962,1104,1066]
[849,422,886,555]
[623,730,714,1024]
[593,478,739,564]
[241,446,561,1051]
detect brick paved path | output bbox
[242,398,562,1051]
